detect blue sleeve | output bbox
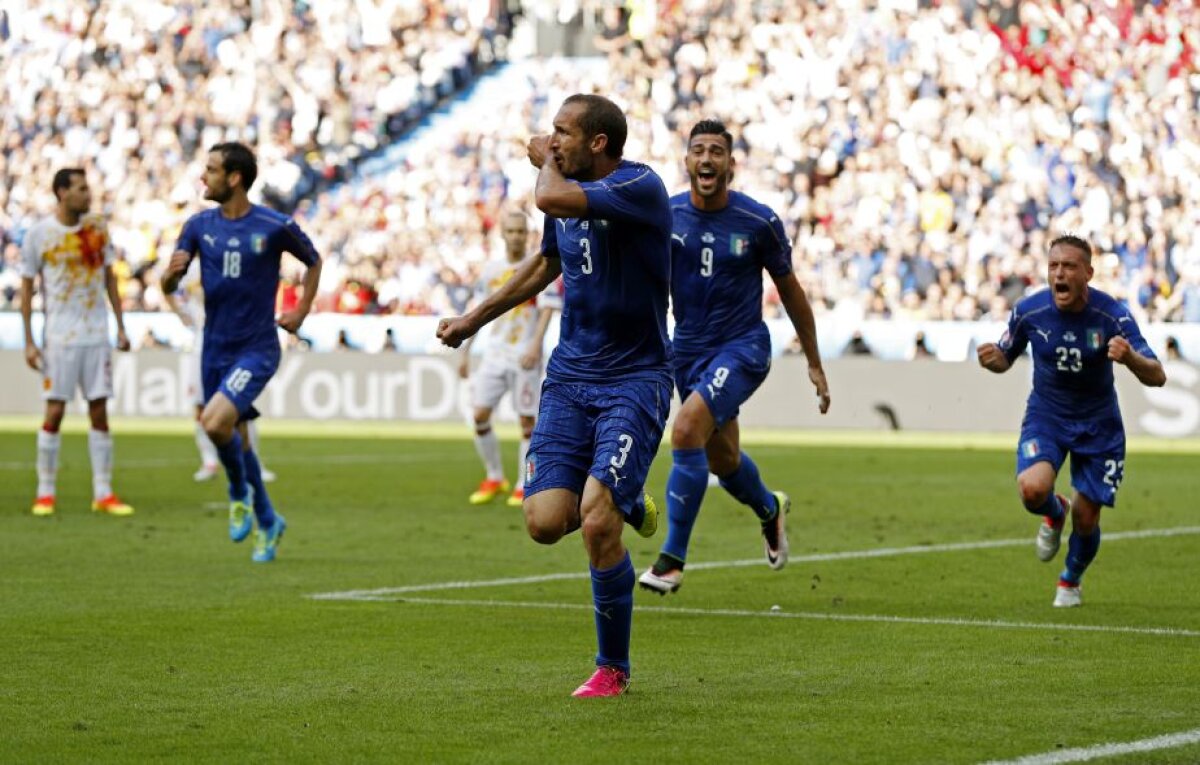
[998,307,1028,363]
[758,211,793,278]
[175,216,199,259]
[540,215,559,259]
[283,218,320,266]
[1113,302,1156,360]
[579,165,667,227]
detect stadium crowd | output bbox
[2,0,1199,330]
[0,0,505,314]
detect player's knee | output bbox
[1071,496,1101,532]
[671,415,708,449]
[43,400,66,426]
[200,412,232,444]
[1017,479,1050,509]
[87,401,108,430]
[579,506,621,547]
[524,506,563,545]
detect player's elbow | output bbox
[534,189,585,219]
[1146,367,1167,387]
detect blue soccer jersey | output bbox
[176,205,320,356]
[998,287,1157,422]
[669,190,792,359]
[540,160,672,382]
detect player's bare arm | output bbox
[976,342,1011,373]
[1108,335,1167,387]
[528,135,589,218]
[520,307,556,371]
[19,276,41,371]
[438,256,562,348]
[161,250,192,294]
[162,291,192,329]
[104,265,130,351]
[773,272,830,413]
[457,335,475,379]
[277,258,321,334]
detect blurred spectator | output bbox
[1166,335,1183,362]
[335,328,358,351]
[911,331,935,360]
[845,331,874,357]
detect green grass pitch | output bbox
[2,420,1198,764]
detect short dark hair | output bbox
[210,142,258,190]
[1050,234,1093,261]
[563,94,627,159]
[688,119,733,151]
[52,168,85,200]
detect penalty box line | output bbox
[308,525,1200,601]
[979,726,1200,764]
[329,596,1200,639]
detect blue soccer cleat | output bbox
[229,486,255,542]
[251,514,287,563]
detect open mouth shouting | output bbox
[695,165,720,191]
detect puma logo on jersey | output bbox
[671,233,688,246]
[203,235,216,247]
[608,466,624,486]
[1034,328,1051,342]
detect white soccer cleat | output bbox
[763,491,790,571]
[1054,582,1082,608]
[1035,502,1066,562]
[638,566,683,595]
[193,463,219,482]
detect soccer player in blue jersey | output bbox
[977,235,1165,607]
[438,94,671,698]
[161,142,322,563]
[638,120,831,596]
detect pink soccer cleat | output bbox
[571,666,630,698]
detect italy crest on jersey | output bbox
[1087,329,1103,349]
[250,233,266,254]
[730,233,750,257]
[1021,439,1040,459]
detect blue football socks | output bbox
[1025,492,1065,522]
[242,448,277,529]
[215,431,248,501]
[1060,526,1101,585]
[590,552,635,674]
[661,448,709,563]
[718,451,777,522]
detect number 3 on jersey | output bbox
[223,250,242,278]
[579,238,592,275]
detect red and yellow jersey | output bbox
[476,258,561,363]
[19,214,115,347]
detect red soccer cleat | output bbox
[571,666,630,698]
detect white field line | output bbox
[979,727,1200,764]
[308,525,1200,601]
[329,596,1200,638]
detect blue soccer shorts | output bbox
[673,334,772,428]
[201,347,280,422]
[1015,411,1126,507]
[525,376,671,516]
